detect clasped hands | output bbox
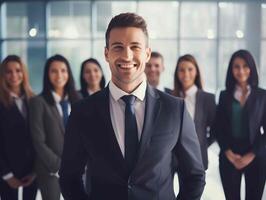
[225,149,255,170]
[6,173,36,189]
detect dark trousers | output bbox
[219,138,266,200]
[0,179,37,200]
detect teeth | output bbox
[117,64,136,68]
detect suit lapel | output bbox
[194,90,201,124]
[244,88,257,139]
[97,88,128,176]
[135,85,161,166]
[51,104,65,133]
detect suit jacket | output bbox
[214,88,266,159]
[29,95,65,176]
[59,85,205,200]
[0,101,35,179]
[194,90,216,169]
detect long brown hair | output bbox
[173,54,203,97]
[0,55,34,107]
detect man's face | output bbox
[105,27,151,88]
[145,57,164,86]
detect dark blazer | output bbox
[214,88,266,159]
[59,85,205,200]
[0,101,35,179]
[194,90,216,169]
[29,95,65,176]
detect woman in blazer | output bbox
[79,58,105,193]
[215,49,266,200]
[0,55,37,200]
[29,54,80,200]
[172,54,216,170]
[79,58,106,98]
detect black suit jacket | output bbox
[59,85,205,200]
[194,90,216,169]
[0,101,35,179]
[214,88,266,159]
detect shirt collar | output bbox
[234,84,251,100]
[185,85,198,97]
[10,92,24,99]
[51,91,68,103]
[109,79,147,102]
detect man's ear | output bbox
[104,47,109,62]
[146,47,151,62]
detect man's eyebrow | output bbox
[110,42,123,46]
[130,42,142,45]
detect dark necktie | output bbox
[121,95,139,173]
[59,100,69,127]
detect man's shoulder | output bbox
[72,89,107,113]
[155,88,184,106]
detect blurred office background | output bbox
[0,0,266,200]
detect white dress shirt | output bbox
[51,91,71,117]
[109,80,146,157]
[234,84,251,103]
[182,85,198,120]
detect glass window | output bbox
[47,40,91,88]
[94,1,136,38]
[92,40,111,82]
[2,2,45,38]
[260,41,266,87]
[2,41,46,92]
[219,2,246,38]
[150,39,178,89]
[138,2,179,39]
[262,3,266,38]
[48,1,91,38]
[180,2,217,39]
[180,40,217,92]
[218,40,246,89]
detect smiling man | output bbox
[59,13,205,200]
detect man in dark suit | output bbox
[59,12,205,200]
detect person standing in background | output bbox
[79,58,106,98]
[79,58,106,193]
[29,54,80,200]
[214,49,266,200]
[0,55,37,200]
[145,51,172,94]
[172,54,216,170]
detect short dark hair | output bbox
[150,51,164,63]
[173,54,203,97]
[80,58,106,98]
[42,54,79,105]
[105,12,149,48]
[225,49,258,93]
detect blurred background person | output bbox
[145,51,172,94]
[214,49,266,200]
[79,58,105,193]
[79,58,106,98]
[173,54,216,170]
[145,51,164,89]
[0,55,37,200]
[29,54,80,200]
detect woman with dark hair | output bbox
[173,54,216,170]
[29,54,80,200]
[215,49,266,200]
[0,55,37,200]
[79,58,106,98]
